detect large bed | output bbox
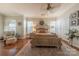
[30,20,62,48]
[30,33,62,49]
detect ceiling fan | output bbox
[46,3,54,10]
[40,3,61,16]
[40,3,54,16]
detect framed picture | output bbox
[18,22,22,25]
[70,19,77,26]
[77,11,79,17]
[77,11,79,25]
[77,19,79,25]
[69,11,78,26]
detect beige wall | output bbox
[0,14,4,38]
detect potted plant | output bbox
[67,29,78,45]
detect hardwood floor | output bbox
[62,39,79,51]
[1,39,79,56]
[0,39,29,56]
[61,42,79,56]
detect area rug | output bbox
[17,42,64,56]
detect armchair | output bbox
[3,31,17,45]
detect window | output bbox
[27,21,33,34]
[4,19,16,32]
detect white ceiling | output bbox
[0,3,76,18]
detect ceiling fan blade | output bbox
[47,3,51,10]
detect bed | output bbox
[30,33,62,49]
